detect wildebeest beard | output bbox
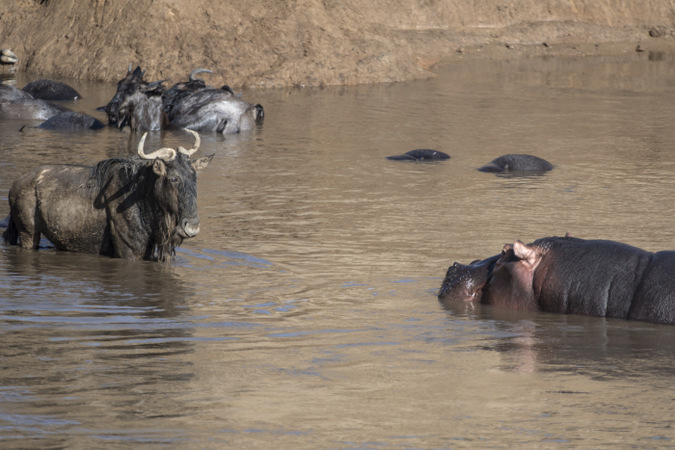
[88,157,182,262]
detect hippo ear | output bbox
[512,240,540,268]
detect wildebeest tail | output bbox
[2,216,18,245]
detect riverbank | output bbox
[2,0,675,88]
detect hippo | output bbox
[38,111,105,130]
[439,235,675,325]
[22,79,81,101]
[386,149,450,161]
[478,154,552,173]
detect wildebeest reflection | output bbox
[3,129,213,261]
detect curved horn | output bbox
[189,68,213,81]
[137,133,176,161]
[178,129,200,156]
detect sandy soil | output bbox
[1,0,675,88]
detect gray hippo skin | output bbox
[478,154,552,173]
[438,255,499,303]
[0,84,70,121]
[22,79,81,101]
[386,149,450,161]
[38,111,105,130]
[439,236,675,325]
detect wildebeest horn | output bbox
[189,68,213,81]
[137,133,176,161]
[178,129,200,156]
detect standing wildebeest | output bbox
[3,129,213,261]
[103,64,263,133]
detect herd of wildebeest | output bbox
[0,59,673,325]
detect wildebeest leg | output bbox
[10,193,41,249]
[216,118,229,134]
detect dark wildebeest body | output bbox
[439,236,675,325]
[162,69,215,121]
[104,65,166,129]
[386,149,450,162]
[0,84,69,121]
[104,65,263,134]
[22,79,81,101]
[478,154,553,173]
[3,130,212,261]
[38,111,105,130]
[117,90,167,131]
[168,88,263,134]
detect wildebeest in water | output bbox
[104,64,264,134]
[3,129,213,261]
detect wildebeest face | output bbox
[105,66,145,125]
[152,155,200,239]
[105,65,164,126]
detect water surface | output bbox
[1,54,674,448]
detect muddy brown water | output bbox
[1,54,674,448]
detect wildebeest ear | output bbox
[152,159,167,176]
[191,154,214,172]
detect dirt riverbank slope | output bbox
[2,0,675,88]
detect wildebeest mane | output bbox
[88,156,181,262]
[88,157,146,192]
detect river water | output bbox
[0,53,674,448]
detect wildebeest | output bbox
[168,88,264,134]
[0,84,69,121]
[103,64,264,133]
[104,65,166,130]
[3,129,213,261]
[162,68,214,121]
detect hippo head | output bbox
[482,241,544,310]
[438,255,499,304]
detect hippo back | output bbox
[629,251,675,324]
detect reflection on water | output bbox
[1,54,675,447]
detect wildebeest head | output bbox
[136,129,213,261]
[104,64,165,126]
